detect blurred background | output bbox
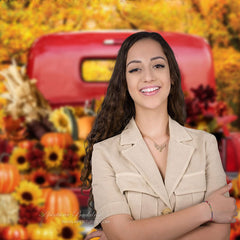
[0,0,240,239]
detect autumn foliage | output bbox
[0,0,239,128]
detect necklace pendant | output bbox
[154,142,166,152]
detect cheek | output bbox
[126,76,137,97]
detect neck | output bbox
[135,109,169,139]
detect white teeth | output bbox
[141,87,159,93]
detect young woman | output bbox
[83,32,237,240]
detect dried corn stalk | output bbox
[0,194,19,224]
[0,59,51,123]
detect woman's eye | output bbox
[154,64,165,69]
[128,68,140,73]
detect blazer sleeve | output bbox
[91,144,131,228]
[204,134,228,199]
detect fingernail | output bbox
[228,182,232,189]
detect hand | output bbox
[206,183,237,223]
[84,229,108,240]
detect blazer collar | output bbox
[120,116,192,145]
[120,116,195,209]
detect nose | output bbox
[143,67,154,83]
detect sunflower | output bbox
[12,180,44,206]
[44,146,63,169]
[9,147,29,171]
[67,170,82,188]
[29,168,49,187]
[52,215,84,240]
[49,108,72,133]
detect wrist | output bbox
[203,201,213,222]
[199,201,213,223]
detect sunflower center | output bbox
[49,153,58,161]
[59,117,68,127]
[35,176,45,184]
[61,226,74,239]
[22,192,33,201]
[17,156,26,164]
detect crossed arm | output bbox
[87,137,236,240]
[86,184,233,240]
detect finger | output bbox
[85,231,103,240]
[216,183,232,195]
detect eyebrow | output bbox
[126,56,166,67]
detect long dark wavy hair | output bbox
[81,31,186,209]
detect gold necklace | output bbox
[143,135,169,152]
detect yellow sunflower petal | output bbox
[44,146,63,169]
[12,180,44,206]
[9,147,29,171]
[52,215,84,240]
[49,108,71,133]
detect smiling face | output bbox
[126,38,171,114]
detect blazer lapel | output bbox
[120,118,171,208]
[165,117,195,199]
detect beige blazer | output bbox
[92,116,227,227]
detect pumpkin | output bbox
[1,224,28,240]
[40,132,73,148]
[77,116,95,139]
[0,160,20,193]
[0,194,19,225]
[41,187,80,223]
[27,223,58,240]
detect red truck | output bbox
[27,30,240,177]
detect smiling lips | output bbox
[140,86,160,96]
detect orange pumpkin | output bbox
[41,187,80,223]
[40,132,73,148]
[0,161,20,193]
[1,224,28,240]
[77,116,95,139]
